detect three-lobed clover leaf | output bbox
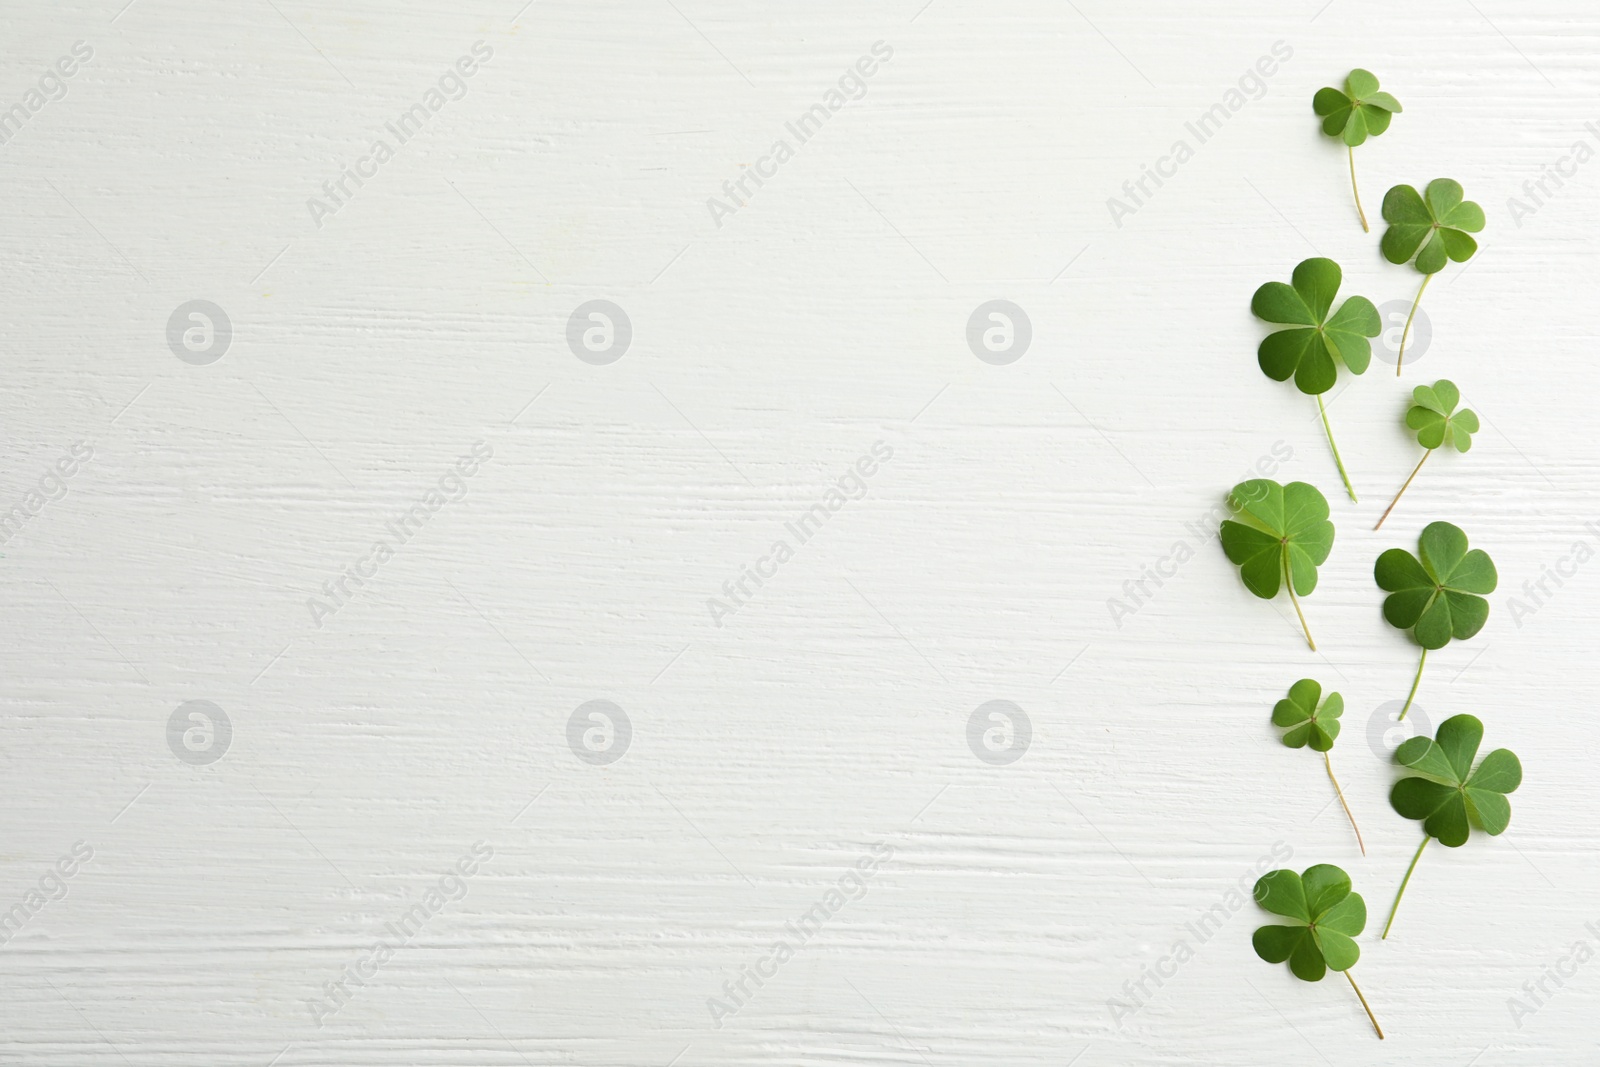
[1375,381,1481,530]
[1381,179,1485,274]
[1381,714,1522,941]
[1374,521,1497,719]
[1253,864,1368,982]
[1313,69,1402,147]
[1272,679,1364,853]
[1382,179,1486,374]
[1251,258,1380,395]
[1391,713,1522,848]
[1313,70,1401,231]
[1406,379,1478,452]
[1251,258,1377,501]
[1220,480,1335,649]
[1272,678,1343,751]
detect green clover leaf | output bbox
[1381,714,1522,939]
[1272,679,1364,853]
[1375,380,1481,531]
[1374,521,1497,719]
[1220,480,1335,650]
[1253,864,1383,1037]
[1381,179,1486,374]
[1251,257,1379,501]
[1313,69,1402,230]
[1273,678,1343,751]
[1406,379,1479,452]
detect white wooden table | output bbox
[2,1,1594,1063]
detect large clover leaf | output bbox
[1313,69,1402,231]
[1381,714,1522,941]
[1391,714,1522,847]
[1272,679,1364,853]
[1381,180,1485,275]
[1220,480,1335,649]
[1375,521,1496,649]
[1374,381,1480,531]
[1374,521,1497,719]
[1251,258,1380,395]
[1381,179,1486,374]
[1251,258,1377,501]
[1253,864,1383,1037]
[1253,864,1367,980]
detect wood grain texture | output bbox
[3,0,1598,1063]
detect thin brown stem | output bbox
[1284,549,1315,651]
[1397,272,1432,375]
[1323,751,1364,855]
[1348,146,1368,232]
[1344,969,1384,1039]
[1374,450,1430,530]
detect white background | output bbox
[2,1,1596,1063]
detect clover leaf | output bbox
[1373,521,1497,719]
[1253,864,1383,1038]
[1251,257,1380,501]
[1381,179,1486,374]
[1220,480,1335,650]
[1313,69,1402,231]
[1374,380,1480,530]
[1272,679,1363,853]
[1380,714,1522,939]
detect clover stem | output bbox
[1382,834,1430,939]
[1315,393,1357,502]
[1343,969,1384,1039]
[1397,272,1432,375]
[1323,751,1365,855]
[1348,146,1369,233]
[1283,549,1316,651]
[1374,450,1430,531]
[1398,646,1427,721]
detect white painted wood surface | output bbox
[3,0,1597,1062]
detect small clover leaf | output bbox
[1374,521,1497,719]
[1220,479,1335,650]
[1253,864,1383,1038]
[1381,178,1486,374]
[1272,679,1363,853]
[1375,380,1481,530]
[1407,379,1479,452]
[1381,714,1522,939]
[1313,69,1402,230]
[1251,258,1379,501]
